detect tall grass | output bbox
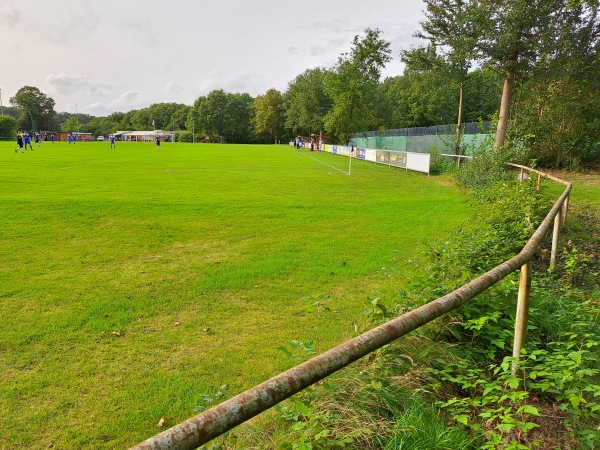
[0,142,469,448]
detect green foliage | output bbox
[194,385,230,413]
[277,340,317,363]
[177,130,193,142]
[285,68,332,137]
[10,86,58,131]
[430,316,600,447]
[187,90,254,143]
[0,114,17,138]
[455,145,516,194]
[324,28,392,143]
[275,400,374,449]
[377,67,455,128]
[252,89,285,144]
[430,358,543,448]
[402,175,546,323]
[60,116,79,132]
[379,396,480,449]
[402,167,600,446]
[270,334,478,450]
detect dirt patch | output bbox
[526,396,578,449]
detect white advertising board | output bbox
[406,152,430,174]
[365,149,377,162]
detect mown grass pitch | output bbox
[0,141,469,448]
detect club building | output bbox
[43,131,93,142]
[112,130,174,142]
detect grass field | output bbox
[0,141,470,448]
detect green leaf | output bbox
[455,414,470,425]
[496,423,515,433]
[491,339,506,349]
[517,405,540,416]
[295,401,312,417]
[507,378,521,389]
[277,346,293,358]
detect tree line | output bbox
[1,0,598,168]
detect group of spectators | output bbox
[293,136,319,151]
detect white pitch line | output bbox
[61,164,97,170]
[294,149,348,175]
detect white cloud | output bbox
[2,0,426,115]
[84,101,117,116]
[195,70,266,97]
[0,2,22,28]
[309,45,328,56]
[107,90,146,112]
[166,81,185,96]
[46,73,111,96]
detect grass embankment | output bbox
[0,142,469,448]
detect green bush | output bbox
[0,115,17,139]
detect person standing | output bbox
[67,133,72,144]
[35,131,41,147]
[23,131,33,150]
[50,134,55,144]
[109,134,116,149]
[72,133,77,144]
[15,131,24,153]
[156,135,161,150]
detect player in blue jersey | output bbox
[23,131,33,150]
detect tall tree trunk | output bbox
[494,70,515,151]
[455,80,465,155]
[494,24,522,152]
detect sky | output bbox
[1,0,426,117]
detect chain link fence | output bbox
[353,122,492,154]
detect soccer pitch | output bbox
[0,141,469,448]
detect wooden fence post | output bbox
[512,262,532,376]
[562,196,569,227]
[550,209,562,271]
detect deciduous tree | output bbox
[10,86,57,131]
[252,89,285,144]
[61,116,79,133]
[0,115,17,138]
[285,68,332,137]
[472,0,563,150]
[409,0,478,152]
[324,28,392,143]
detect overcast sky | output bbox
[1,0,426,117]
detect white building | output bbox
[113,130,174,142]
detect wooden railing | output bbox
[130,165,571,450]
